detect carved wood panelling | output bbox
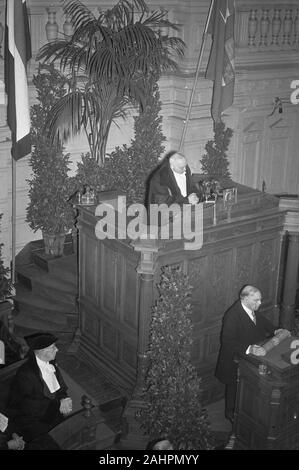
[205,328,222,358]
[233,243,255,294]
[81,233,98,301]
[82,306,99,343]
[255,237,278,303]
[189,256,208,324]
[121,339,138,371]
[101,243,118,316]
[209,250,232,318]
[101,319,118,358]
[122,259,139,329]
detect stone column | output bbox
[279,204,299,331]
[122,238,159,449]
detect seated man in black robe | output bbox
[7,332,72,444]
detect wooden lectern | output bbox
[234,336,299,449]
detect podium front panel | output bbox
[234,336,299,449]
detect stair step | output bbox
[17,264,77,291]
[14,286,77,313]
[48,254,77,276]
[32,251,77,278]
[16,268,77,305]
[14,303,68,325]
[13,311,67,331]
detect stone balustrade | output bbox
[236,2,299,57]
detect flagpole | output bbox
[11,156,16,286]
[179,0,215,151]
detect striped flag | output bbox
[4,0,32,160]
[206,0,235,123]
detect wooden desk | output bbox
[234,336,299,449]
[77,182,285,403]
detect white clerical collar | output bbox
[36,355,54,371]
[36,355,60,393]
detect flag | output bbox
[4,0,32,160]
[205,0,235,123]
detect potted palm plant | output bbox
[37,0,185,165]
[26,63,74,256]
[74,78,166,205]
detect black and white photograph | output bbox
[0,0,299,455]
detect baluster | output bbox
[293,9,299,46]
[259,9,270,47]
[248,9,258,46]
[271,9,282,46]
[63,14,74,37]
[282,9,293,46]
[46,6,58,42]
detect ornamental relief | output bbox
[238,78,290,94]
[256,239,275,301]
[258,240,275,274]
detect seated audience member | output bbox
[0,410,60,450]
[7,332,72,443]
[0,319,29,366]
[0,411,25,450]
[146,151,203,207]
[146,437,174,450]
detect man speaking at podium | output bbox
[215,285,289,423]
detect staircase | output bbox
[13,235,78,341]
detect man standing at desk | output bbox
[215,285,288,423]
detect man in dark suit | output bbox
[7,332,72,445]
[146,151,203,206]
[215,285,288,423]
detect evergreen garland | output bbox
[200,121,233,180]
[140,266,213,450]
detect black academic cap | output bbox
[25,332,57,351]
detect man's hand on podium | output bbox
[274,328,291,336]
[273,329,291,345]
[249,344,266,356]
[188,193,199,205]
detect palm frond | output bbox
[62,0,95,30]
[38,0,185,162]
[44,91,84,143]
